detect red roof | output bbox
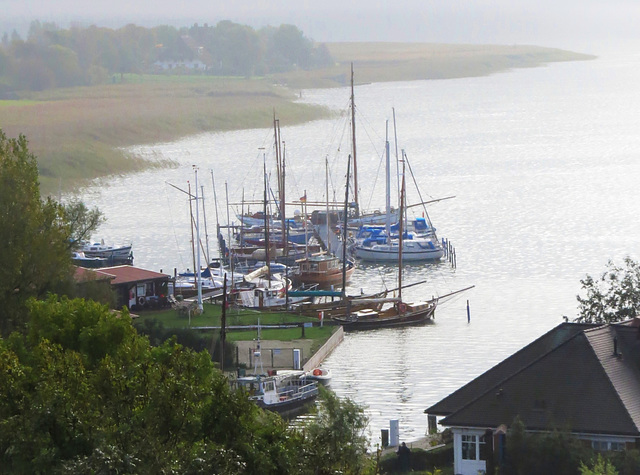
[94,265,170,285]
[73,267,115,282]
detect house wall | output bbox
[452,428,487,475]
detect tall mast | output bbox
[200,184,211,268]
[350,63,359,217]
[263,152,271,281]
[398,156,405,305]
[194,167,203,312]
[385,121,391,240]
[341,158,351,296]
[326,157,330,254]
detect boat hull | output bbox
[354,244,444,262]
[332,304,436,331]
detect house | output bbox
[425,320,640,475]
[87,265,171,310]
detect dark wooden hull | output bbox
[332,304,436,331]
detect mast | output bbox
[341,158,351,296]
[398,156,405,305]
[188,181,197,287]
[263,152,271,282]
[201,184,211,268]
[210,169,222,264]
[326,157,331,254]
[350,63,359,217]
[385,121,391,240]
[194,167,203,312]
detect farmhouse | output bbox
[425,320,640,475]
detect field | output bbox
[0,42,595,195]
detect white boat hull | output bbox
[355,241,444,261]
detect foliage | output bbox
[0,295,375,474]
[134,317,236,368]
[0,20,333,93]
[303,385,372,474]
[575,257,640,323]
[0,130,72,334]
[580,455,619,475]
[0,130,104,335]
[379,445,453,474]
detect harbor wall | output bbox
[303,326,344,371]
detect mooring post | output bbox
[467,299,471,323]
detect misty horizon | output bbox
[2,0,639,54]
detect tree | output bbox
[0,131,103,335]
[575,257,640,323]
[580,455,619,475]
[63,199,104,249]
[0,295,307,473]
[303,386,372,474]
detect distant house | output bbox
[153,58,207,71]
[425,320,640,475]
[79,265,171,310]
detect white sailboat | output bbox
[354,129,444,262]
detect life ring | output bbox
[313,368,322,376]
[138,296,146,306]
[398,303,407,313]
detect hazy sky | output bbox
[2,0,639,53]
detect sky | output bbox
[2,0,639,54]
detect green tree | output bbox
[575,257,640,323]
[0,131,71,334]
[303,386,371,474]
[0,131,104,335]
[580,454,619,475]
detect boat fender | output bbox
[313,368,322,376]
[138,296,146,306]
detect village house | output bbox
[75,265,171,310]
[425,320,640,475]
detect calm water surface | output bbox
[77,50,640,445]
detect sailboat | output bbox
[353,120,445,262]
[292,158,355,288]
[333,160,471,331]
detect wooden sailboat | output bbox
[292,158,355,288]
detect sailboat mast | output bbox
[350,63,359,217]
[341,158,351,296]
[398,159,405,304]
[385,121,391,240]
[194,168,203,312]
[263,153,271,281]
[201,185,211,268]
[326,157,330,254]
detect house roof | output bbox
[427,321,640,437]
[73,266,115,282]
[96,265,170,285]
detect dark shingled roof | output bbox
[428,321,640,437]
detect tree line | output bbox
[0,20,334,94]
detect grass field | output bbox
[0,42,595,195]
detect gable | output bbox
[426,323,595,417]
[439,328,640,436]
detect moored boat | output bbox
[292,253,355,288]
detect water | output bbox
[76,50,640,446]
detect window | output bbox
[592,440,625,452]
[462,435,476,460]
[462,434,487,461]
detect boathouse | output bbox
[94,265,171,310]
[425,320,640,475]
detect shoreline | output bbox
[0,42,595,196]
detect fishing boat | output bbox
[234,372,319,417]
[71,251,109,268]
[232,323,318,418]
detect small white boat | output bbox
[80,240,133,262]
[304,367,332,386]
